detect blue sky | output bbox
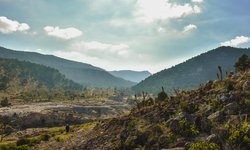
[0,0,250,73]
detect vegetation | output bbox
[133,46,250,94]
[189,141,220,150]
[234,54,250,72]
[0,46,135,88]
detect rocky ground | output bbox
[59,71,250,150]
[2,71,250,150]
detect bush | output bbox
[16,138,30,146]
[40,134,51,141]
[1,97,10,107]
[178,119,199,137]
[189,141,219,150]
[0,143,17,150]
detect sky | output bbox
[0,0,250,73]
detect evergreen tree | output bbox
[234,54,250,72]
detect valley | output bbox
[1,46,250,150]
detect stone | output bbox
[166,118,180,133]
[206,134,221,144]
[224,102,239,115]
[243,80,250,91]
[207,111,223,122]
[227,115,241,126]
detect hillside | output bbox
[133,46,250,94]
[15,65,250,150]
[109,70,151,83]
[0,46,135,88]
[0,58,82,93]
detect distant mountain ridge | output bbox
[109,70,151,83]
[0,46,135,88]
[0,58,82,92]
[133,46,250,94]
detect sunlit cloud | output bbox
[220,36,250,47]
[192,0,204,3]
[136,0,201,22]
[0,16,30,34]
[182,24,197,33]
[44,26,82,40]
[71,41,130,58]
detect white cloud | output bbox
[157,27,166,33]
[192,0,203,3]
[0,16,30,34]
[71,41,130,58]
[220,36,250,47]
[183,24,197,33]
[44,26,82,40]
[136,0,202,22]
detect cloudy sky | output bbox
[0,0,250,73]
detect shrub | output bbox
[234,54,250,72]
[0,143,17,150]
[40,134,51,141]
[189,141,220,150]
[1,97,10,107]
[180,101,198,114]
[127,118,137,130]
[16,138,30,146]
[178,119,199,137]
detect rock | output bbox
[211,127,228,139]
[158,135,169,148]
[198,105,214,117]
[206,134,221,144]
[243,80,250,91]
[216,93,233,102]
[227,115,241,126]
[166,118,180,133]
[207,111,223,122]
[4,125,14,134]
[175,138,188,147]
[195,116,211,132]
[224,102,239,115]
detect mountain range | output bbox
[0,46,135,88]
[0,58,82,92]
[109,70,151,83]
[133,46,250,94]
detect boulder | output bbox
[206,134,221,144]
[224,102,239,115]
[166,118,180,133]
[243,80,250,91]
[207,111,223,122]
[227,115,241,126]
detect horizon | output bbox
[1,0,250,73]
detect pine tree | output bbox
[234,54,250,72]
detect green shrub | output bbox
[178,119,199,137]
[0,97,10,107]
[189,141,219,150]
[17,145,30,150]
[180,101,198,114]
[0,143,17,150]
[16,138,31,146]
[127,118,137,130]
[40,134,51,141]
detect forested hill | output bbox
[0,58,82,91]
[0,46,135,88]
[133,46,250,94]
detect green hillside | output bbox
[0,46,135,88]
[0,58,82,92]
[133,46,250,94]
